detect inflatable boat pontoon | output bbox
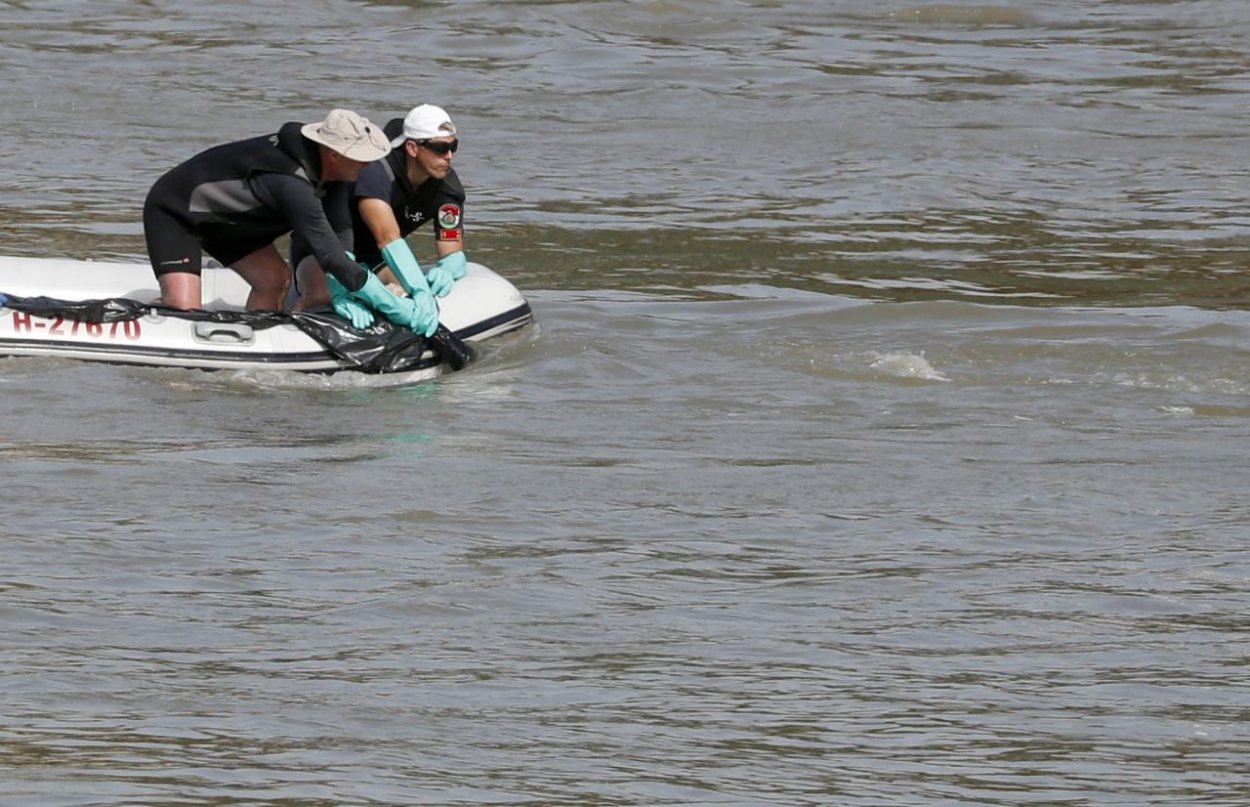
[0,255,533,376]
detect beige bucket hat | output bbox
[302,108,390,161]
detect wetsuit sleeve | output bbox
[322,182,355,247]
[251,173,368,291]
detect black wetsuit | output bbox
[290,117,465,271]
[143,121,368,291]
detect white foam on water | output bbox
[869,351,950,382]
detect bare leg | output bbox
[144,192,203,309]
[231,244,292,311]
[291,256,332,312]
[157,271,203,310]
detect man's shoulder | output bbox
[353,160,395,198]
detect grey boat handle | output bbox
[194,321,255,344]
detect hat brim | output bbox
[339,141,390,162]
[302,122,390,162]
[300,122,330,149]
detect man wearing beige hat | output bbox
[290,104,466,328]
[142,108,436,335]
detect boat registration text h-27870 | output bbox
[8,310,143,341]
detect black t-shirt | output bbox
[349,117,466,267]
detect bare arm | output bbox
[359,197,403,250]
[436,234,463,260]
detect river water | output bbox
[2,1,1249,805]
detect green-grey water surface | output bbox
[2,1,1249,804]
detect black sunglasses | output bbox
[417,139,459,155]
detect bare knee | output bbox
[295,286,331,311]
[157,272,202,310]
[249,275,291,310]
[293,257,331,311]
[232,245,292,311]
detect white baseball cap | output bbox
[302,108,390,161]
[391,104,457,147]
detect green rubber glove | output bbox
[439,250,468,279]
[379,239,436,298]
[351,272,438,337]
[425,251,467,297]
[326,274,375,329]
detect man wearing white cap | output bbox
[290,104,468,327]
[143,108,436,335]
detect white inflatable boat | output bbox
[0,255,533,376]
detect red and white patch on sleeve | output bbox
[436,204,462,241]
[437,204,461,230]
